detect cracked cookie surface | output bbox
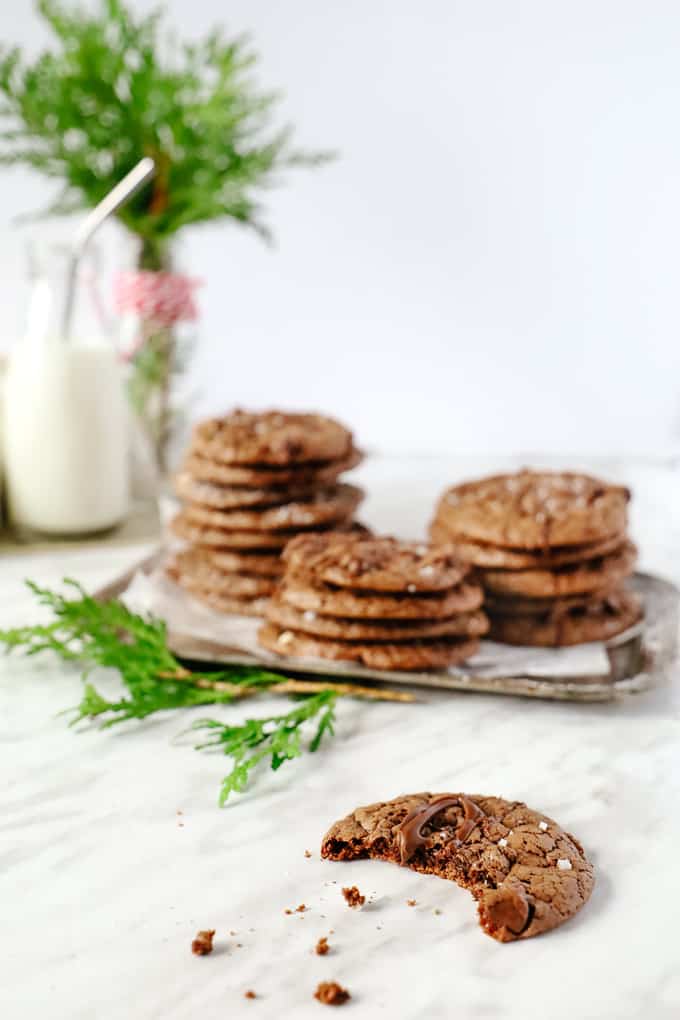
[321,792,594,942]
[433,470,629,549]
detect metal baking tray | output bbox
[102,562,679,703]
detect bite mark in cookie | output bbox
[321,793,594,942]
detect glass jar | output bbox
[3,243,130,538]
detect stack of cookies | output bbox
[258,533,488,670]
[430,469,641,646]
[167,410,364,616]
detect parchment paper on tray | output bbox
[116,565,679,702]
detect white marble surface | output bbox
[2,456,680,1020]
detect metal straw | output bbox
[60,156,156,340]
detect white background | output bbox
[1,0,680,456]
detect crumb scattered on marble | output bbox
[191,929,215,956]
[314,981,350,1006]
[342,886,365,908]
[434,908,442,915]
[284,909,293,915]
[244,990,256,1000]
[296,904,307,913]
[315,936,330,956]
[304,850,312,858]
[406,899,417,907]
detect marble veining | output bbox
[1,456,679,1020]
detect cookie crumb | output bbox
[304,850,312,858]
[406,899,417,907]
[284,909,293,915]
[314,981,350,1006]
[557,858,572,870]
[315,936,330,956]
[434,908,442,915]
[191,929,215,956]
[539,821,549,831]
[342,886,365,908]
[296,904,307,913]
[244,990,256,1000]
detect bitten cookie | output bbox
[321,793,594,942]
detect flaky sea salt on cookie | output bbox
[433,470,630,549]
[321,792,594,941]
[192,410,353,466]
[282,533,469,592]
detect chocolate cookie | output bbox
[171,514,368,552]
[201,548,284,577]
[487,588,642,646]
[278,575,484,619]
[265,600,489,641]
[282,533,468,592]
[321,792,594,942]
[182,447,362,489]
[168,549,278,597]
[434,470,630,549]
[429,522,626,569]
[174,472,317,510]
[258,624,480,670]
[479,541,637,598]
[181,587,270,617]
[485,588,617,617]
[183,484,363,533]
[170,512,293,550]
[192,410,353,465]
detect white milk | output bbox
[3,338,129,536]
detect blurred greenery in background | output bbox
[0,0,330,269]
[0,0,331,467]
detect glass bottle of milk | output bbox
[3,244,129,538]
